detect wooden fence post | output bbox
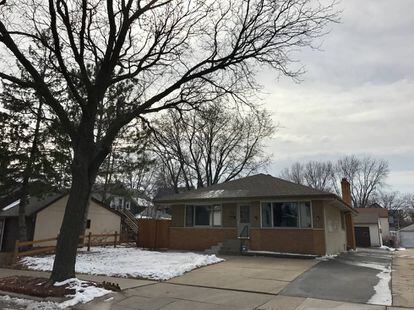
[12,240,19,265]
[114,231,118,248]
[87,232,92,251]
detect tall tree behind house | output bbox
[151,104,275,191]
[281,155,389,208]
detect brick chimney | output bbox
[341,178,352,207]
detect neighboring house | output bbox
[154,174,357,256]
[399,224,414,248]
[0,193,122,251]
[354,206,389,247]
[92,183,149,215]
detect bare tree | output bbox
[152,104,275,189]
[280,155,389,207]
[335,155,389,208]
[280,162,305,185]
[280,161,334,191]
[303,161,335,191]
[0,0,338,281]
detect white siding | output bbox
[379,217,390,242]
[324,203,347,255]
[33,195,121,246]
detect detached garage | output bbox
[399,224,414,248]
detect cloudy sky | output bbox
[260,0,414,193]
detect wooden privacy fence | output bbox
[13,231,120,264]
[137,219,171,249]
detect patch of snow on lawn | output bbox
[0,278,111,309]
[0,295,60,310]
[21,247,224,280]
[55,278,112,308]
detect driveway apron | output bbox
[280,248,393,305]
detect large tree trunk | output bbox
[50,136,100,282]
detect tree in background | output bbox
[335,155,389,208]
[374,191,414,228]
[0,0,338,281]
[281,161,335,192]
[280,155,389,207]
[0,80,72,241]
[151,104,275,191]
[96,121,156,205]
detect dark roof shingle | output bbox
[154,174,337,203]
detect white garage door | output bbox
[400,232,414,248]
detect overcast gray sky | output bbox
[260,0,414,193]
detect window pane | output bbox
[299,202,311,228]
[185,206,194,227]
[261,203,272,227]
[213,205,222,226]
[273,202,298,227]
[195,206,211,226]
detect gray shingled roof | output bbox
[154,174,338,203]
[0,192,65,217]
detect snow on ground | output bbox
[0,295,59,310]
[0,278,111,309]
[55,278,112,308]
[21,247,224,280]
[380,245,406,252]
[316,254,338,261]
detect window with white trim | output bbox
[185,205,222,227]
[261,201,311,228]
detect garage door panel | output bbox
[400,232,414,248]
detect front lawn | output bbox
[20,247,224,280]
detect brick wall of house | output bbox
[169,227,238,250]
[249,228,326,255]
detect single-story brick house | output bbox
[155,174,357,256]
[0,193,122,251]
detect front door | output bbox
[238,205,250,237]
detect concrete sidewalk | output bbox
[75,283,391,310]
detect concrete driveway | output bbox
[281,248,393,305]
[76,253,394,310]
[167,255,317,294]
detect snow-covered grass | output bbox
[55,278,112,308]
[0,295,59,310]
[21,247,224,280]
[0,278,111,309]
